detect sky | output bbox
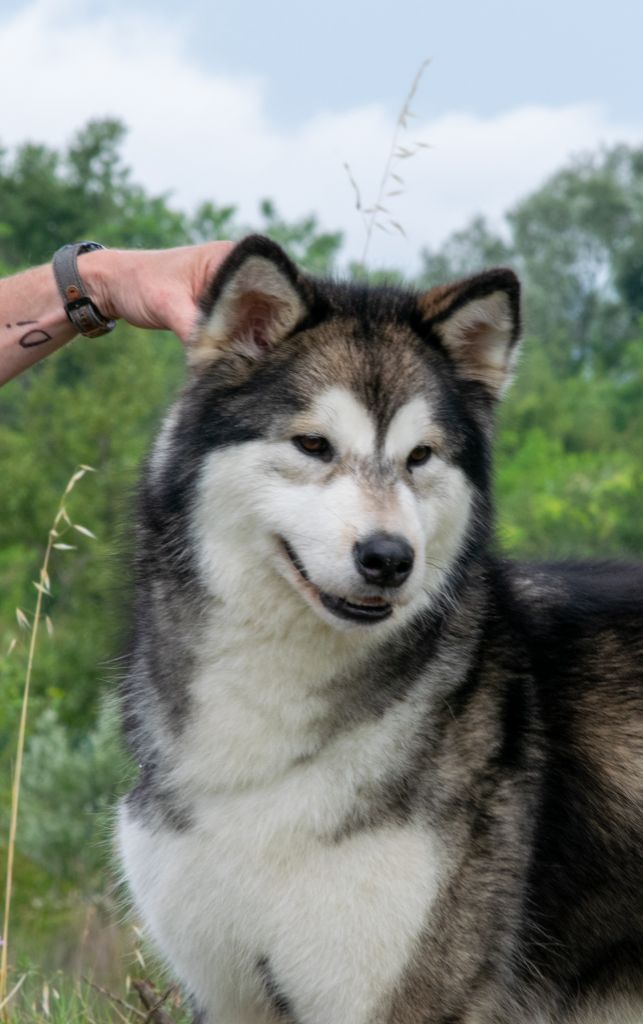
[1,0,642,270]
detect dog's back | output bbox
[511,562,643,1014]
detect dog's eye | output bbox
[407,444,432,469]
[293,435,334,462]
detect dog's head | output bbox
[148,235,520,633]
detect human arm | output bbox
[0,241,235,386]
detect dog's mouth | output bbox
[279,538,393,625]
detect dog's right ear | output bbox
[188,235,310,369]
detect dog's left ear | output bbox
[418,268,521,399]
[188,235,310,368]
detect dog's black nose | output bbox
[353,533,415,588]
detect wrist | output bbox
[76,247,121,323]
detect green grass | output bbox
[2,968,190,1023]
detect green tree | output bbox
[507,144,643,371]
[421,214,512,288]
[0,120,188,268]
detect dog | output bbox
[117,234,643,1023]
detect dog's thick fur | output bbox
[118,236,643,1023]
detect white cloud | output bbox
[2,0,641,271]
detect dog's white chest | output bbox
[120,789,439,1024]
[119,618,442,1022]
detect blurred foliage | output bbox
[0,121,641,980]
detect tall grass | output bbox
[344,57,431,266]
[1,466,95,1018]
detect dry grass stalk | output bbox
[344,58,431,267]
[84,977,148,1022]
[0,465,95,1017]
[0,972,26,1014]
[132,980,177,1024]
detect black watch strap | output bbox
[52,241,116,338]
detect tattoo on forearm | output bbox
[5,320,53,348]
[19,329,53,348]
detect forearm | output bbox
[0,241,235,386]
[0,263,78,385]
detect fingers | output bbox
[166,307,200,346]
[85,242,236,342]
[158,242,236,341]
[178,241,236,343]
[194,241,236,298]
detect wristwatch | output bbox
[52,241,116,338]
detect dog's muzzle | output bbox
[279,537,394,624]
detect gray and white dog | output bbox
[118,236,643,1023]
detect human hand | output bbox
[81,241,235,345]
